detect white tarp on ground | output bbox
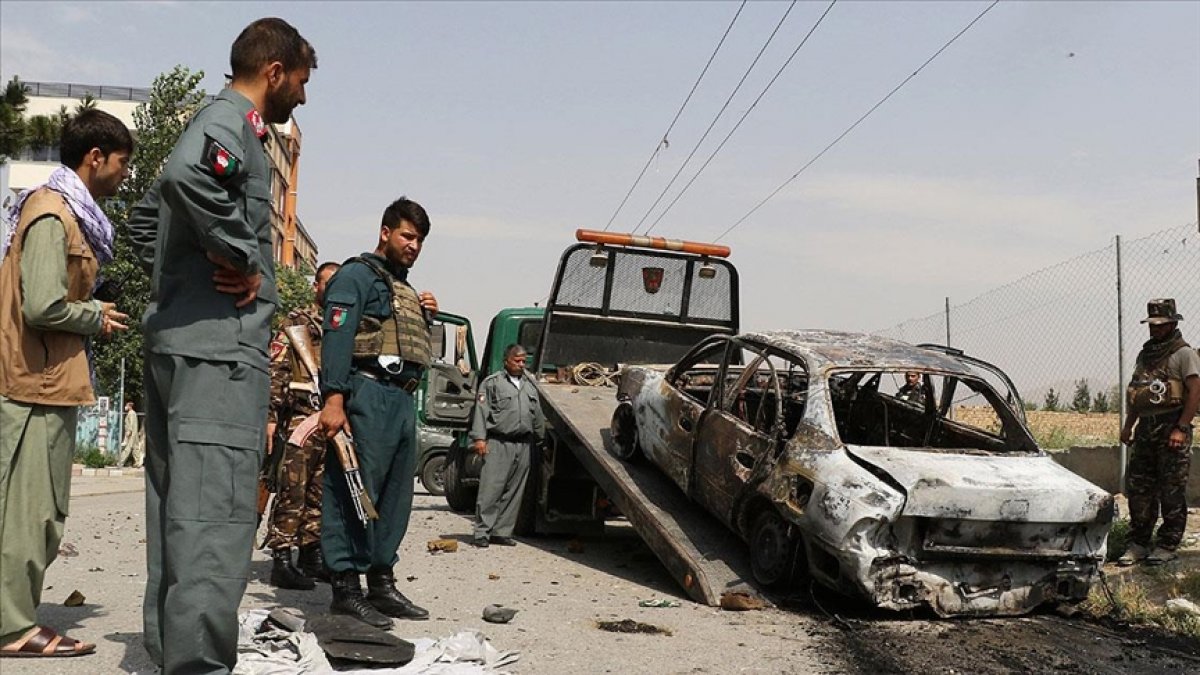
[233,609,520,675]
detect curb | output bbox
[72,463,145,477]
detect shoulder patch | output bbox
[203,136,240,179]
[329,306,349,330]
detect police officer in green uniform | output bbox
[1118,298,1200,566]
[469,344,544,548]
[127,18,316,673]
[318,197,437,629]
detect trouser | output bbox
[118,428,145,467]
[1126,413,1193,550]
[264,423,326,551]
[474,439,532,539]
[321,372,417,573]
[0,398,74,645]
[142,353,268,673]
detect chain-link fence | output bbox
[874,222,1200,420]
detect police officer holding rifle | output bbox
[317,197,436,628]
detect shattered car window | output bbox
[830,369,1037,454]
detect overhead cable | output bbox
[631,0,800,234]
[714,0,1000,242]
[644,0,838,235]
[600,1,748,232]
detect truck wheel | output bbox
[610,401,641,462]
[420,453,447,497]
[750,510,796,588]
[443,454,477,513]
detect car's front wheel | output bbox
[750,510,796,588]
[610,401,641,461]
[420,453,447,496]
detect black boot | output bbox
[366,567,429,620]
[298,543,331,583]
[330,570,393,629]
[269,548,315,590]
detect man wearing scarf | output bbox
[127,17,316,674]
[1118,298,1200,566]
[0,109,132,659]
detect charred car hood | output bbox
[847,446,1111,523]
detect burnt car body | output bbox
[611,330,1113,616]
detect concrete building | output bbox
[2,80,317,271]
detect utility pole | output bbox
[1116,236,1126,493]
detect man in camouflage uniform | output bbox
[1118,298,1200,566]
[265,261,340,589]
[897,371,927,407]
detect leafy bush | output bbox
[1105,519,1129,562]
[75,446,115,468]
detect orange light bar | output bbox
[575,229,731,258]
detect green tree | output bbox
[0,75,29,162]
[74,93,98,114]
[92,66,207,404]
[1091,389,1110,413]
[1071,378,1091,414]
[273,262,315,329]
[1043,388,1061,412]
[25,113,60,159]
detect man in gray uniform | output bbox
[128,18,315,673]
[469,345,544,548]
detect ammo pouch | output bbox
[1127,378,1184,416]
[352,315,384,359]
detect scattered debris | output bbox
[567,539,585,554]
[88,566,105,572]
[57,543,78,557]
[638,598,681,608]
[488,573,501,581]
[406,575,418,582]
[63,590,85,607]
[595,619,671,636]
[427,538,459,553]
[482,604,518,624]
[720,591,767,611]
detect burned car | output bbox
[610,330,1113,616]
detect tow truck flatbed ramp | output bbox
[538,382,754,606]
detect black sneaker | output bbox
[471,536,490,548]
[490,536,517,547]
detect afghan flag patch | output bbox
[329,306,348,330]
[203,137,239,179]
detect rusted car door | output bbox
[651,338,731,494]
[690,342,782,526]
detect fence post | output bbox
[1116,235,1126,494]
[944,297,951,347]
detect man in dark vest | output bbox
[318,197,437,628]
[0,109,132,658]
[128,17,316,672]
[1118,298,1200,566]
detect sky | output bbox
[2,0,1198,346]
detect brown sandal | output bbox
[0,626,96,658]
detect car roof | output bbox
[738,330,975,374]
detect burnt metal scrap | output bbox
[613,329,1113,617]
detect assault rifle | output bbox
[285,325,379,523]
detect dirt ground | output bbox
[8,475,1200,674]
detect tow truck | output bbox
[443,230,754,605]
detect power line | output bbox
[644,0,838,235]
[714,0,1000,242]
[600,1,747,232]
[630,0,799,234]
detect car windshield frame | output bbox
[821,366,1040,454]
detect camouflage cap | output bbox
[1140,298,1183,324]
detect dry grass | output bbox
[1083,569,1200,638]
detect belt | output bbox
[1138,409,1182,423]
[357,368,422,393]
[489,431,536,443]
